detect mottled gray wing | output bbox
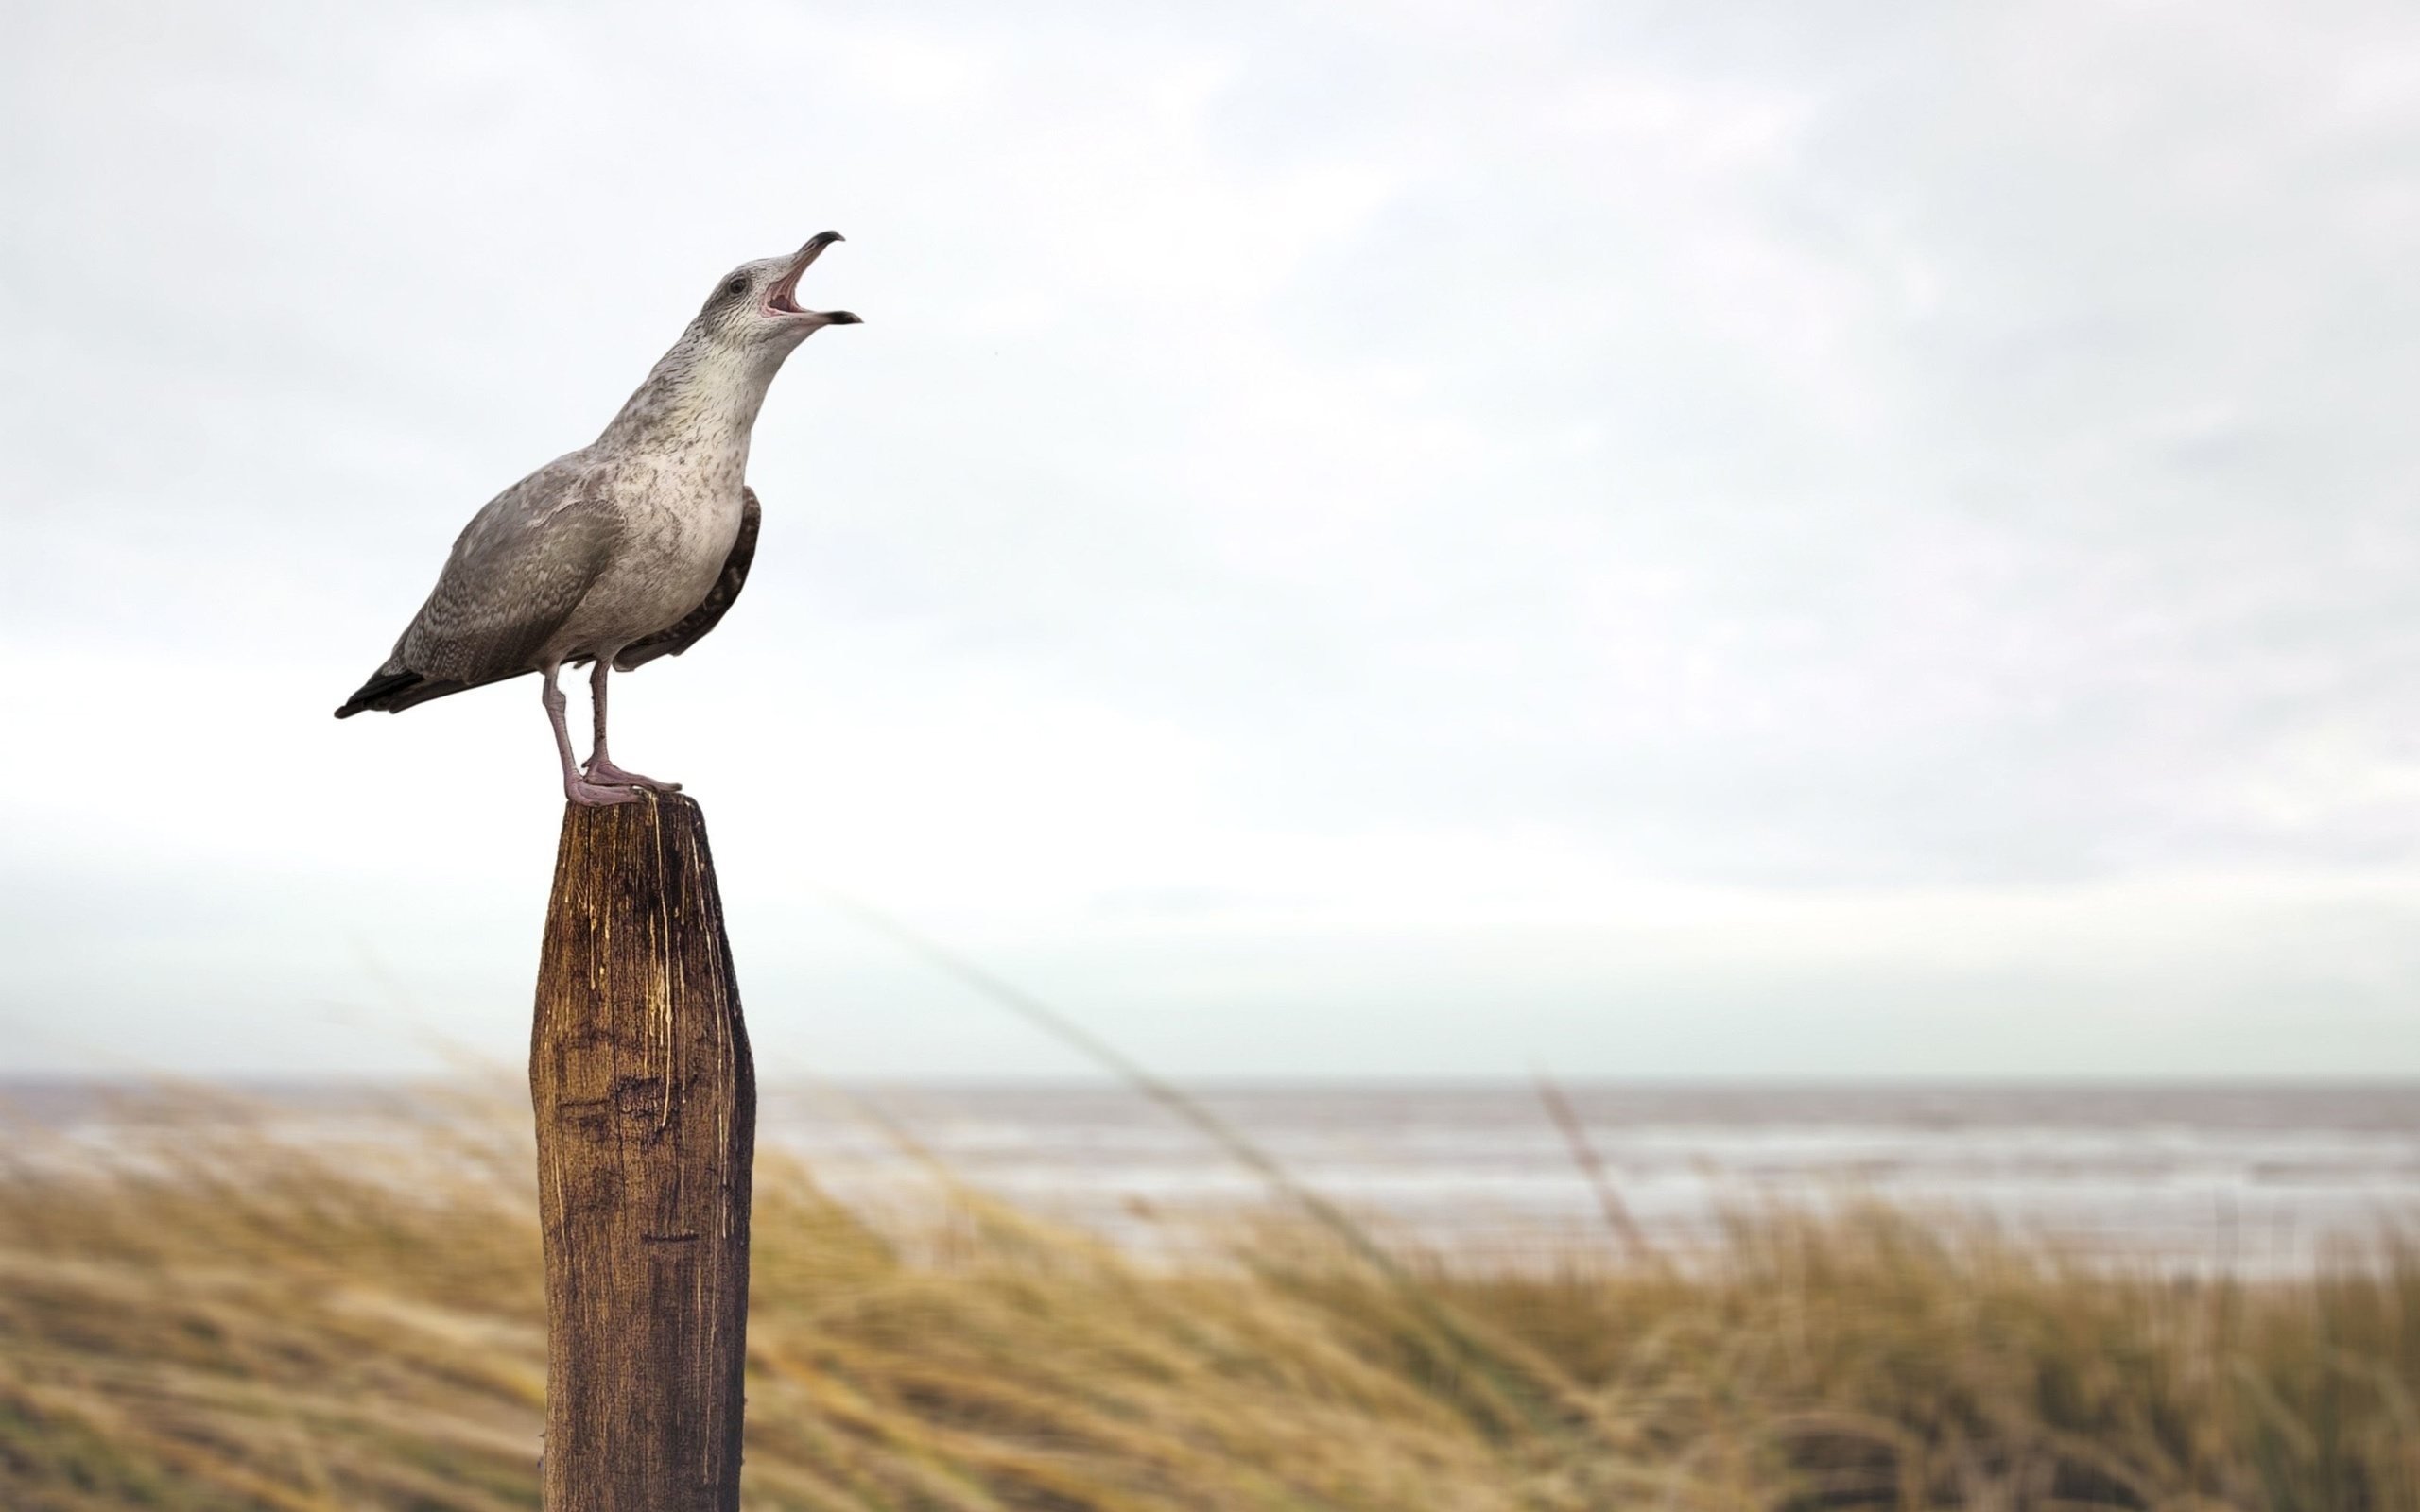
[611,486,760,672]
[336,467,619,717]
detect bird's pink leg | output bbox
[544,662,640,807]
[581,659,682,792]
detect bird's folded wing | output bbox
[396,487,623,686]
[613,486,761,671]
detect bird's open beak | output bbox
[766,231,859,325]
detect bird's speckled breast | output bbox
[548,442,750,661]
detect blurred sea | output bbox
[8,1080,2416,1267]
[768,1082,2420,1267]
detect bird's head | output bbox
[693,231,862,352]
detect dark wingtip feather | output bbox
[336,667,431,718]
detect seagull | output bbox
[336,232,859,805]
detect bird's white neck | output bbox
[597,333,797,454]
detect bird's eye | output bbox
[725,276,749,295]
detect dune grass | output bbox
[0,1092,2415,1511]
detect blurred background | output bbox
[9,6,2420,1507]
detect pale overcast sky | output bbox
[5,0,2420,1078]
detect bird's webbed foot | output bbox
[565,778,644,807]
[582,755,683,793]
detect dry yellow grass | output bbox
[1,1091,2415,1511]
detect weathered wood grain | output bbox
[530,792,754,1512]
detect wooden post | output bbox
[529,792,755,1512]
